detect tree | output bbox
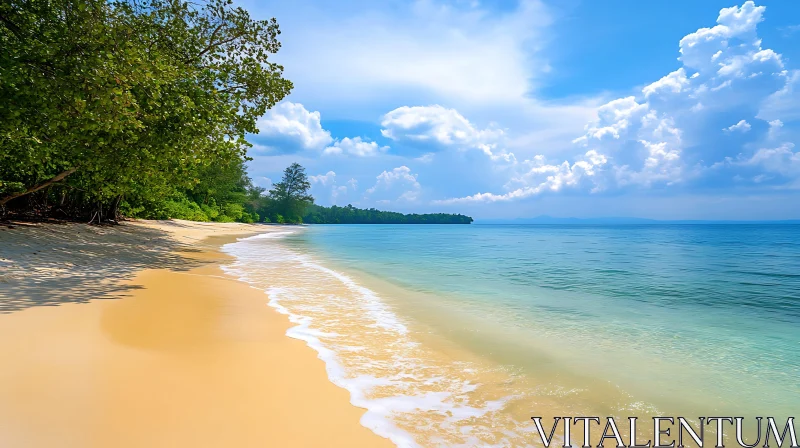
[268,163,313,223]
[0,0,292,221]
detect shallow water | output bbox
[222,224,800,447]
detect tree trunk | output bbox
[112,195,122,222]
[0,168,78,206]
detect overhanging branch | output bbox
[0,168,78,206]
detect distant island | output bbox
[477,215,800,225]
[303,204,473,224]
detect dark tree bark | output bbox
[0,168,78,206]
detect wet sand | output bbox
[0,220,392,447]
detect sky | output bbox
[235,0,800,220]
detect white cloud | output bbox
[643,68,690,98]
[310,171,359,204]
[250,2,798,210]
[332,185,349,201]
[743,143,800,176]
[365,166,422,202]
[252,0,607,178]
[415,153,435,163]
[678,1,767,73]
[615,140,682,188]
[436,150,608,204]
[381,105,501,144]
[255,102,333,150]
[253,103,393,159]
[323,137,388,156]
[711,142,800,185]
[274,0,551,106]
[254,176,272,191]
[310,170,336,186]
[759,70,800,122]
[767,119,783,139]
[724,119,752,132]
[573,97,649,142]
[779,24,800,37]
[572,101,684,189]
[381,105,514,161]
[439,1,799,203]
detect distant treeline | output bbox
[303,204,473,224]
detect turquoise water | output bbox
[282,224,800,418]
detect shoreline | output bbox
[0,220,393,447]
[222,227,551,446]
[234,225,792,446]
[2,221,789,446]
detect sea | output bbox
[221,224,800,447]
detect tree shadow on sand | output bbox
[0,222,208,313]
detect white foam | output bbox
[236,230,297,241]
[292,256,409,335]
[221,235,523,447]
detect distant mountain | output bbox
[475,215,800,225]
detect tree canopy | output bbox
[0,0,291,221]
[265,162,313,223]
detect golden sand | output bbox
[0,220,392,448]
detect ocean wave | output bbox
[221,233,533,447]
[236,230,298,241]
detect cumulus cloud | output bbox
[366,166,422,202]
[759,70,800,123]
[253,176,272,190]
[711,143,800,186]
[643,69,691,98]
[678,1,770,74]
[253,102,392,158]
[767,119,783,139]
[309,171,357,204]
[255,102,333,151]
[381,105,514,161]
[436,150,608,204]
[743,143,800,177]
[323,137,388,156]
[310,170,336,186]
[437,1,799,204]
[572,97,650,142]
[724,120,752,132]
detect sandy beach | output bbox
[0,220,392,447]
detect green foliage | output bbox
[265,162,313,223]
[239,212,258,224]
[303,204,474,224]
[162,197,211,222]
[0,0,292,221]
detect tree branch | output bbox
[198,31,245,58]
[0,168,78,206]
[216,83,247,94]
[0,12,24,41]
[198,23,226,57]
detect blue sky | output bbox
[237,0,800,219]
